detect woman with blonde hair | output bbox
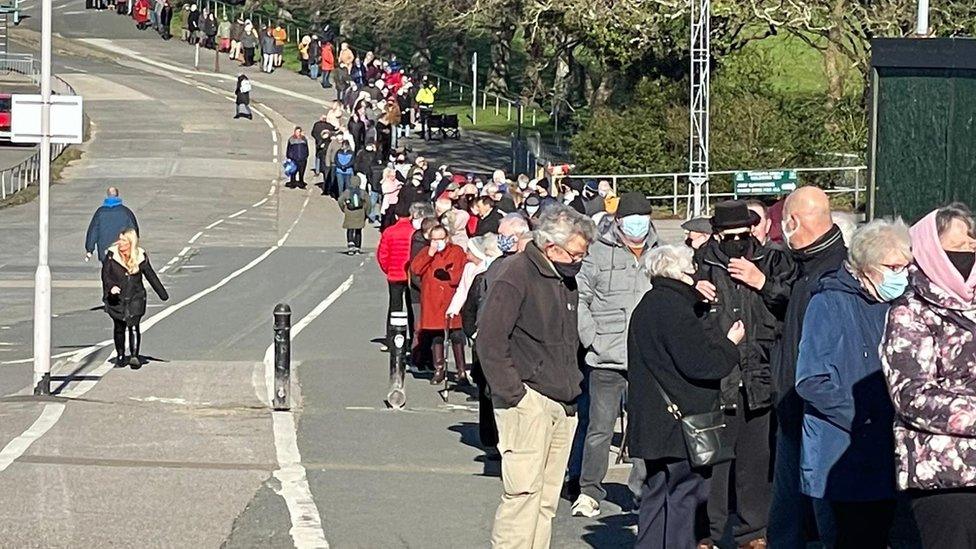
[101,229,168,367]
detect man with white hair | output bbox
[478,205,596,547]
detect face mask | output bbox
[553,260,583,279]
[781,218,800,249]
[875,267,909,302]
[433,240,447,252]
[518,182,528,190]
[526,206,540,216]
[619,216,650,240]
[598,189,608,198]
[498,234,518,253]
[719,235,754,259]
[946,251,976,279]
[411,218,422,230]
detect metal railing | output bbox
[0,54,80,202]
[561,165,867,216]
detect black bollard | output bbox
[386,311,408,409]
[273,303,291,411]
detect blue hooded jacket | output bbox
[85,196,139,261]
[795,266,896,501]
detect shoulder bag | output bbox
[647,373,734,467]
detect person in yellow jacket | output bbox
[272,23,287,67]
[415,78,437,140]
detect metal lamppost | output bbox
[32,0,53,395]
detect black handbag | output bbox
[648,374,734,468]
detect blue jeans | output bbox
[320,69,331,88]
[369,190,381,222]
[567,366,590,483]
[309,64,319,79]
[335,171,351,195]
[768,397,836,548]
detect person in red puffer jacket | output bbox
[377,201,417,343]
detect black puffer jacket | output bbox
[694,237,795,410]
[101,247,168,324]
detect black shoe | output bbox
[129,356,141,368]
[114,356,126,368]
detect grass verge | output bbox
[0,147,84,210]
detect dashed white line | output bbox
[273,144,279,157]
[205,219,224,229]
[228,209,247,219]
[187,231,203,244]
[271,133,278,144]
[252,198,268,207]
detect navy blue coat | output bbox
[85,197,139,261]
[795,267,896,501]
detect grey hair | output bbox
[848,218,912,275]
[936,202,975,237]
[533,204,597,248]
[409,202,434,220]
[499,213,530,236]
[643,245,695,281]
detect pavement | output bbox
[0,6,648,548]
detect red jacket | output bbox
[377,217,415,282]
[320,44,335,71]
[410,244,466,330]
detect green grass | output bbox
[739,32,863,96]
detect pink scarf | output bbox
[910,210,976,304]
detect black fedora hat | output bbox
[710,200,760,232]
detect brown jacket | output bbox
[338,46,354,68]
[476,242,583,408]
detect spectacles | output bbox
[720,233,749,242]
[881,263,909,274]
[553,244,587,263]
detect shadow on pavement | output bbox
[581,509,637,548]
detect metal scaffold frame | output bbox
[688,0,710,218]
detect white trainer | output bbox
[571,494,600,518]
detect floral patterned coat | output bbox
[882,265,976,490]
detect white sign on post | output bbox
[10,94,83,144]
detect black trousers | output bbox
[830,499,895,549]
[387,280,414,341]
[910,488,976,549]
[470,351,498,448]
[706,393,772,544]
[288,159,307,186]
[112,318,141,358]
[638,459,710,549]
[243,47,255,66]
[345,228,362,249]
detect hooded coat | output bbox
[85,197,139,261]
[882,211,976,490]
[577,217,656,372]
[101,246,168,324]
[796,267,895,501]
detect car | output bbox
[0,93,11,134]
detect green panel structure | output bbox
[869,39,976,223]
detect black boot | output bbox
[430,343,446,385]
[452,340,468,385]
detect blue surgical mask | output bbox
[620,215,651,240]
[875,267,909,302]
[498,234,518,253]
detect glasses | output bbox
[720,233,748,242]
[881,263,909,274]
[552,244,587,263]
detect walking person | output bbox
[477,205,597,548]
[233,74,252,120]
[768,186,846,548]
[101,229,168,368]
[411,224,468,385]
[338,175,371,255]
[883,203,976,549]
[285,127,309,189]
[85,186,139,262]
[796,219,911,549]
[571,193,657,518]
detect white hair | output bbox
[499,213,530,237]
[848,218,912,275]
[832,211,858,247]
[643,245,694,281]
[533,204,596,248]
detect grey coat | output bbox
[577,218,657,371]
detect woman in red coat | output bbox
[132,0,150,27]
[410,224,468,385]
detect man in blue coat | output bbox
[85,187,139,262]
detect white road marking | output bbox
[187,231,203,244]
[205,219,224,229]
[0,404,65,472]
[273,144,278,157]
[252,198,268,207]
[62,9,86,14]
[271,133,278,144]
[228,209,247,219]
[260,273,353,549]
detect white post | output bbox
[916,0,930,35]
[33,0,53,395]
[195,42,201,70]
[471,52,477,126]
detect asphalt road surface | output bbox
[0,7,637,547]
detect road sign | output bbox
[11,94,83,144]
[734,170,798,195]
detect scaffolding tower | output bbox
[688,0,710,217]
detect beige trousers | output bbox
[491,387,578,548]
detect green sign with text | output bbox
[734,170,798,195]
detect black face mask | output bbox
[719,235,755,259]
[946,251,975,279]
[553,260,583,279]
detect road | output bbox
[0,6,637,547]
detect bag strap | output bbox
[647,372,683,420]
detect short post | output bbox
[386,311,408,409]
[214,44,220,72]
[273,303,291,411]
[854,168,861,209]
[195,42,201,70]
[672,174,679,216]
